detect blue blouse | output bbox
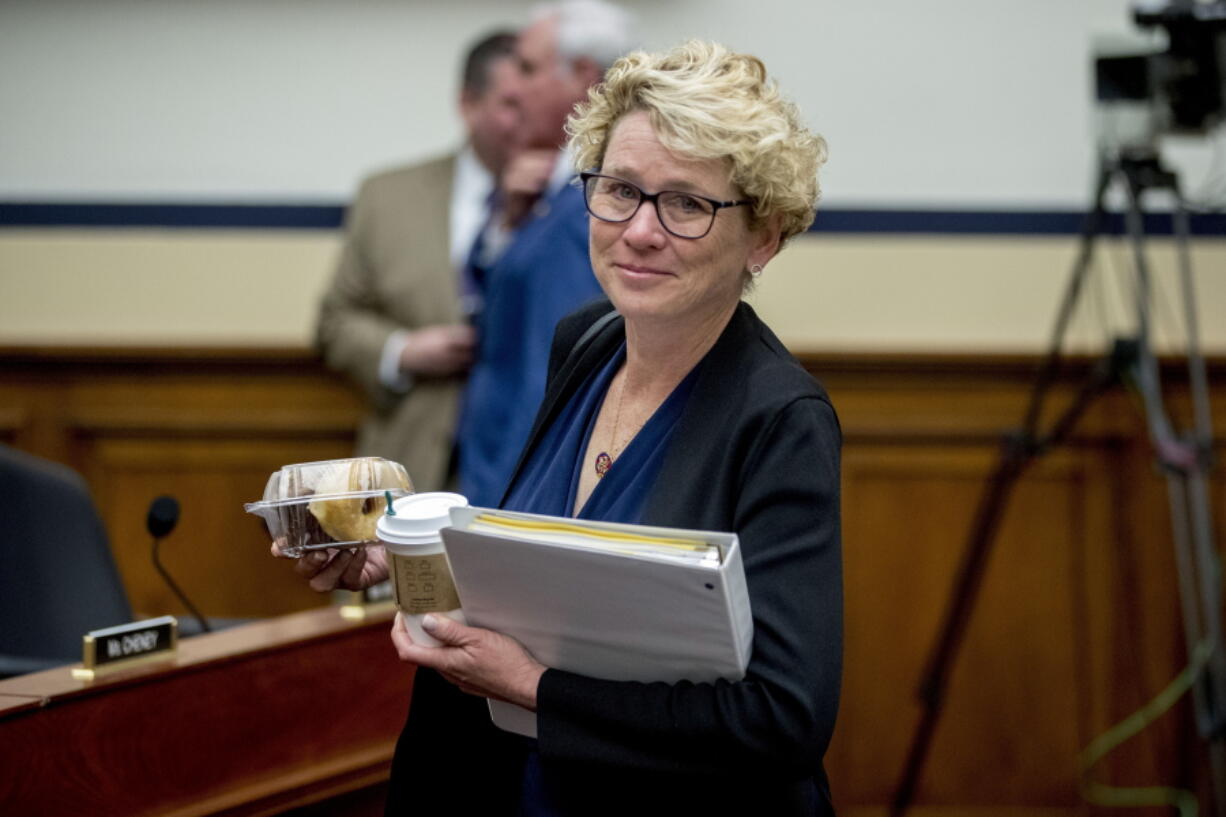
[500,339,699,816]
[502,341,698,522]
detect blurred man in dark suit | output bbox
[455,0,636,506]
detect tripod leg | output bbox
[1171,205,1222,703]
[1171,197,1214,443]
[1188,465,1226,817]
[1021,159,1112,434]
[1170,200,1225,751]
[890,161,1116,817]
[890,445,1028,817]
[1154,445,1226,817]
[890,365,1119,817]
[1123,179,1226,816]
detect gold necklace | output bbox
[594,374,627,479]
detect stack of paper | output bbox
[441,507,754,737]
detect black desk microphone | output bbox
[147,495,211,634]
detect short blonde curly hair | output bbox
[567,40,827,248]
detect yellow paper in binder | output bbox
[440,507,754,738]
[466,513,722,564]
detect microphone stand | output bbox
[151,535,211,634]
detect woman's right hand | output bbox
[270,540,390,592]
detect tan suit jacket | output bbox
[316,154,464,492]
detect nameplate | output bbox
[72,616,178,680]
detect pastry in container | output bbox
[245,457,412,557]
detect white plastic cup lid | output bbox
[376,492,469,546]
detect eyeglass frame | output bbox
[578,172,752,240]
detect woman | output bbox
[294,40,839,816]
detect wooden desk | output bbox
[0,606,413,816]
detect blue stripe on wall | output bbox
[1,202,1224,235]
[0,203,344,230]
[812,209,1226,236]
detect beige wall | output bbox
[753,233,1226,354]
[0,230,337,347]
[2,228,1223,354]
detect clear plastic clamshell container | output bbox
[245,457,413,557]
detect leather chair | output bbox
[0,445,132,678]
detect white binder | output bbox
[441,507,754,738]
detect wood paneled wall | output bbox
[2,345,1223,815]
[0,347,363,619]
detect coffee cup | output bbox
[376,492,469,647]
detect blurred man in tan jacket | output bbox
[315,31,519,491]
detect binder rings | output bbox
[440,507,754,738]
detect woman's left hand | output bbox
[390,612,545,711]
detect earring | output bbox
[749,264,764,278]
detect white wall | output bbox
[1,0,1212,207]
[2,0,1222,355]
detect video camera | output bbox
[1096,1,1226,155]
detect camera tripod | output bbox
[889,152,1225,817]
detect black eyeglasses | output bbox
[580,172,751,239]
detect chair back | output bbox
[0,445,132,677]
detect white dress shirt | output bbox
[448,146,497,270]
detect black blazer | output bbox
[508,299,843,816]
[385,300,842,817]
